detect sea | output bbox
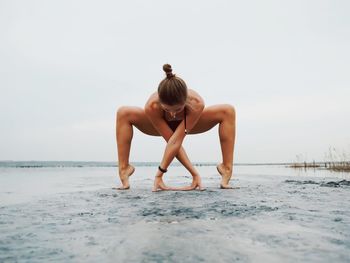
[0,161,349,262]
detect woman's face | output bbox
[160,103,185,117]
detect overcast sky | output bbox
[1,0,349,163]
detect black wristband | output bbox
[158,166,167,173]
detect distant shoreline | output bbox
[0,160,341,168]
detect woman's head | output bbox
[158,64,188,107]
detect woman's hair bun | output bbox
[163,64,174,79]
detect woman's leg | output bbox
[190,104,236,188]
[116,106,159,189]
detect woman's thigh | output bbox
[189,104,233,134]
[118,106,160,136]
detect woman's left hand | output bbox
[152,175,172,192]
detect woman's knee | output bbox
[116,106,132,121]
[222,104,236,120]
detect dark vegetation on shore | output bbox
[291,148,350,172]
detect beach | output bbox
[0,163,350,262]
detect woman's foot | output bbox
[216,163,233,189]
[117,165,135,190]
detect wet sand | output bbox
[0,165,350,262]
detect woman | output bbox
[116,64,236,191]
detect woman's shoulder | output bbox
[145,92,161,112]
[187,89,205,109]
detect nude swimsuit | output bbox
[164,107,188,134]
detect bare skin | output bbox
[116,89,236,190]
[152,169,204,192]
[217,164,234,189]
[117,165,135,190]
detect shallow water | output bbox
[0,165,350,262]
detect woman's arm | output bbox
[145,97,204,191]
[144,102,193,172]
[144,96,204,174]
[158,101,204,171]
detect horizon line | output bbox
[0,160,341,166]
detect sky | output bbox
[1,0,349,163]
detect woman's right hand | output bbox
[152,171,205,192]
[190,174,204,191]
[169,174,205,191]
